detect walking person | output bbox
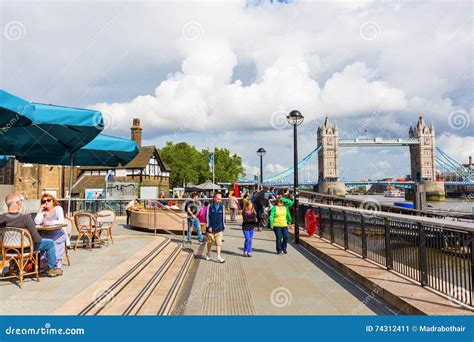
[269,195,294,255]
[197,201,209,235]
[242,192,250,211]
[184,193,205,245]
[205,192,226,263]
[242,202,257,257]
[229,192,239,222]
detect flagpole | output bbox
[212,147,215,195]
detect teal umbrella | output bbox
[0,90,34,128]
[17,134,139,166]
[0,90,104,156]
[15,134,139,215]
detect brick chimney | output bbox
[130,118,142,147]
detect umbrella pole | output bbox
[67,154,75,217]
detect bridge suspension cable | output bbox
[262,144,473,185]
[435,147,473,182]
[263,145,321,184]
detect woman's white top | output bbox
[34,205,65,225]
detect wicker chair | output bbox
[0,227,39,288]
[96,210,116,246]
[73,212,101,251]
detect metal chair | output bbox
[0,227,39,288]
[73,212,101,251]
[96,210,116,246]
[63,218,73,265]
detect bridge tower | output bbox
[317,116,345,196]
[409,114,445,201]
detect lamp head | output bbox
[286,110,304,126]
[256,147,266,157]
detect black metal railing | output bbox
[299,190,473,221]
[57,197,228,216]
[298,201,474,307]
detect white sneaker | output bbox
[217,256,226,263]
[205,254,211,261]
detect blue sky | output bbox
[2,0,473,180]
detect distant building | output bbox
[74,118,171,198]
[463,156,473,170]
[409,114,436,181]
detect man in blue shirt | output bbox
[205,192,226,263]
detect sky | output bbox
[1,0,473,181]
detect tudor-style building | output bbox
[73,118,170,198]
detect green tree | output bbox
[159,142,202,188]
[160,142,246,188]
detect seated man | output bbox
[0,194,62,277]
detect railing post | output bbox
[417,222,428,286]
[343,211,348,250]
[319,207,324,238]
[361,215,367,258]
[384,218,393,270]
[329,209,334,243]
[470,232,474,307]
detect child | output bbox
[242,202,257,257]
[197,201,209,233]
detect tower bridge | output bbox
[263,114,473,200]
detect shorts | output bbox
[207,231,224,246]
[200,223,207,233]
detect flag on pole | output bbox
[208,152,214,172]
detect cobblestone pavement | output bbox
[173,221,399,315]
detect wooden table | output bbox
[36,224,67,231]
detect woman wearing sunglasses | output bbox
[34,194,66,270]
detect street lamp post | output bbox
[256,147,266,188]
[286,110,304,244]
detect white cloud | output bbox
[437,133,474,165]
[2,1,472,178]
[242,160,259,179]
[265,163,287,174]
[320,62,407,115]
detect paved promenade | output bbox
[0,218,155,315]
[173,221,398,315]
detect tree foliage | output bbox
[160,142,245,188]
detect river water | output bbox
[346,194,473,213]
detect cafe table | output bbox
[36,223,69,266]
